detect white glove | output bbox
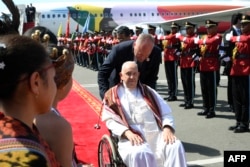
[194,36,199,44]
[194,56,199,61]
[157,34,163,40]
[176,52,181,56]
[175,32,181,38]
[222,56,230,62]
[192,53,199,61]
[225,31,233,41]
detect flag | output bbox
[75,23,79,32]
[65,12,70,38]
[82,13,90,33]
[71,32,76,40]
[57,22,62,37]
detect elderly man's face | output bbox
[120,63,140,89]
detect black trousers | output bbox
[232,76,250,125]
[164,61,178,97]
[181,67,195,105]
[200,71,217,112]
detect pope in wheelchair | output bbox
[101,61,187,167]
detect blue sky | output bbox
[0,0,247,12]
[0,0,171,10]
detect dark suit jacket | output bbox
[98,40,162,99]
[223,27,238,56]
[222,27,239,75]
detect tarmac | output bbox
[72,62,250,167]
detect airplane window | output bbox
[143,13,146,16]
[63,14,66,18]
[130,13,132,17]
[161,12,164,16]
[52,14,55,18]
[41,14,45,18]
[47,14,50,18]
[134,13,137,17]
[166,12,169,15]
[110,13,113,17]
[120,13,123,17]
[94,13,97,17]
[100,14,103,17]
[152,13,154,16]
[138,13,141,17]
[157,13,159,16]
[71,13,76,18]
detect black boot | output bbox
[229,122,240,131]
[234,122,249,133]
[197,108,208,116]
[206,108,216,119]
[185,103,194,109]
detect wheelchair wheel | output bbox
[98,134,118,167]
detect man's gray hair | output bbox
[135,33,154,45]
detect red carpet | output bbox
[58,80,108,167]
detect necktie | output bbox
[136,61,142,72]
[237,29,241,35]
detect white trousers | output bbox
[118,139,187,167]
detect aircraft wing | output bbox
[144,6,250,31]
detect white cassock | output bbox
[102,85,187,167]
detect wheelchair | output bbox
[98,131,127,167]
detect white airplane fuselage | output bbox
[31,1,250,35]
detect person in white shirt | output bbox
[101,61,187,167]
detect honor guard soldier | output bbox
[195,20,222,118]
[87,34,98,70]
[148,24,162,48]
[225,14,250,133]
[131,26,143,40]
[222,13,242,113]
[178,21,200,109]
[73,33,81,64]
[162,22,181,101]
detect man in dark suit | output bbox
[116,26,131,42]
[98,33,162,99]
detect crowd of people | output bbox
[0,0,249,166]
[57,25,153,71]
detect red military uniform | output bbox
[198,33,222,72]
[178,21,200,109]
[230,35,250,76]
[160,22,181,101]
[226,14,250,132]
[197,20,222,119]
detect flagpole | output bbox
[66,12,70,38]
[57,22,62,37]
